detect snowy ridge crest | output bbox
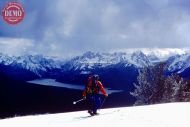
[0,54,62,76]
[112,48,190,59]
[0,48,190,76]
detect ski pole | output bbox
[73,98,85,105]
[99,96,107,109]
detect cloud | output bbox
[1,0,190,57]
[0,37,35,56]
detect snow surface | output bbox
[0,102,189,127]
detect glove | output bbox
[83,96,86,100]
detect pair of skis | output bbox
[73,96,107,116]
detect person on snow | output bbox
[82,74,108,115]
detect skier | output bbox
[82,74,108,116]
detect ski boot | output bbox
[88,110,94,116]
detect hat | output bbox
[93,74,99,80]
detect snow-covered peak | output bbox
[142,48,189,58]
[130,51,151,67]
[167,53,190,73]
[0,53,62,76]
[0,53,13,65]
[66,51,151,72]
[113,48,190,60]
[71,49,190,71]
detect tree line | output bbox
[131,63,190,105]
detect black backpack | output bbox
[91,76,100,93]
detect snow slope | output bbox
[0,102,189,127]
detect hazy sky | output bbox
[0,0,190,57]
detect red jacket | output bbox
[83,76,107,97]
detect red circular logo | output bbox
[2,2,25,25]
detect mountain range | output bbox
[0,49,190,89]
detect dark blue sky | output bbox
[1,0,190,57]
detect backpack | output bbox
[91,76,100,93]
[86,75,100,94]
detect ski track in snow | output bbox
[0,102,189,127]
